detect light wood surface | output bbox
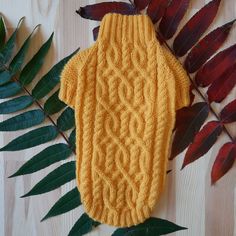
[0,0,236,235]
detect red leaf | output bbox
[156,31,165,44]
[220,99,236,123]
[93,26,100,41]
[147,0,169,24]
[182,121,223,169]
[207,65,236,103]
[76,2,136,21]
[134,0,150,10]
[170,102,209,160]
[195,44,236,87]
[189,84,195,105]
[211,142,236,184]
[173,0,221,57]
[185,20,235,73]
[159,0,190,39]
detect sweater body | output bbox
[59,13,191,227]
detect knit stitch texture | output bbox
[58,13,191,227]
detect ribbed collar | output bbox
[97,13,156,44]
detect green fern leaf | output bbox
[0,70,12,85]
[57,107,75,131]
[19,32,53,85]
[0,95,33,114]
[21,161,76,197]
[0,15,6,51]
[68,213,100,236]
[68,129,76,151]
[9,24,39,74]
[112,218,187,236]
[0,82,21,98]
[9,143,72,177]
[0,109,45,131]
[32,48,79,99]
[0,17,24,68]
[44,90,66,115]
[41,187,81,221]
[0,125,58,151]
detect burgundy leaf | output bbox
[195,44,236,87]
[207,64,236,103]
[170,102,209,160]
[147,0,169,24]
[211,142,236,184]
[185,20,235,73]
[156,31,165,44]
[93,26,100,41]
[134,0,150,10]
[159,0,190,39]
[182,121,223,169]
[173,0,221,57]
[76,2,136,21]
[220,99,236,123]
[189,84,195,105]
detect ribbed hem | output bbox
[82,200,152,227]
[58,83,76,109]
[97,13,156,44]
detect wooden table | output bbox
[0,0,236,235]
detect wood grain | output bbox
[0,0,235,235]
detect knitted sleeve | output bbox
[58,48,92,109]
[162,46,191,110]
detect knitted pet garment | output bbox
[58,13,191,227]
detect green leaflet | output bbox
[9,143,72,177]
[21,161,76,197]
[44,90,66,115]
[0,125,58,151]
[69,129,76,151]
[0,24,38,85]
[9,24,39,75]
[57,107,75,131]
[0,16,6,51]
[32,48,79,99]
[68,213,100,236]
[0,82,21,99]
[0,95,33,114]
[41,187,81,221]
[0,109,45,131]
[0,70,12,85]
[0,22,36,86]
[19,33,53,86]
[112,218,187,236]
[0,17,24,68]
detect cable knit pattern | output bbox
[58,13,191,227]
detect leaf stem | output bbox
[158,32,234,142]
[0,43,75,153]
[11,75,76,155]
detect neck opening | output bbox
[97,13,156,44]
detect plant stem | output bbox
[12,76,76,155]
[159,32,234,142]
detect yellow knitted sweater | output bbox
[58,13,191,227]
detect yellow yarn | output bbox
[58,13,191,227]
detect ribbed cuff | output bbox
[175,82,191,110]
[175,67,191,109]
[58,83,76,109]
[97,13,156,44]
